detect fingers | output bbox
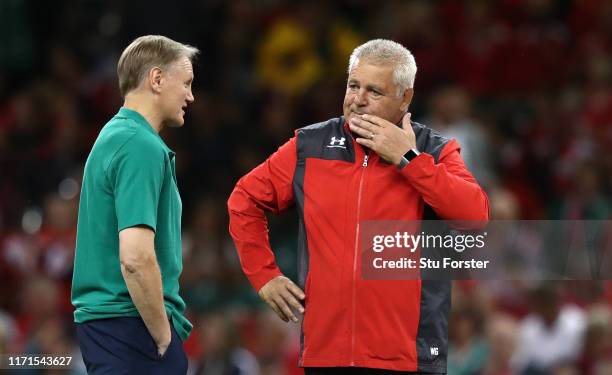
[284,289,305,314]
[284,279,306,317]
[349,116,376,133]
[157,345,169,357]
[355,137,375,149]
[349,114,396,142]
[351,113,415,164]
[267,298,289,322]
[361,114,389,128]
[400,112,412,130]
[287,281,306,301]
[259,276,305,323]
[260,289,290,322]
[274,293,300,322]
[349,121,374,139]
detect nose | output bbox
[353,88,367,106]
[186,90,194,103]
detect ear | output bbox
[399,88,414,112]
[148,67,163,94]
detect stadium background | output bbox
[0,0,611,374]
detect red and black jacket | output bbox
[228,117,489,372]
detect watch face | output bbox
[404,149,419,161]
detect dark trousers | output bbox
[305,368,445,375]
[76,317,188,375]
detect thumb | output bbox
[401,112,412,130]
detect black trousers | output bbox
[304,368,445,375]
[76,317,188,375]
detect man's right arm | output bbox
[109,135,169,351]
[119,226,170,355]
[228,136,305,322]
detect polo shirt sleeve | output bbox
[108,134,166,232]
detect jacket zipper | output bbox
[351,153,368,365]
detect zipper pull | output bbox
[362,154,369,167]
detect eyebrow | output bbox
[348,79,385,93]
[366,84,384,93]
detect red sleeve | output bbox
[400,139,490,223]
[227,136,297,291]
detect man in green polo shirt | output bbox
[71,35,198,374]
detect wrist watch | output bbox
[397,149,420,170]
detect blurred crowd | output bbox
[0,0,611,374]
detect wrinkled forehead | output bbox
[348,59,396,87]
[168,56,194,76]
[350,56,396,72]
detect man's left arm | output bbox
[350,113,489,222]
[399,139,489,222]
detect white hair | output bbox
[348,39,417,96]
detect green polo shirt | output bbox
[71,107,192,341]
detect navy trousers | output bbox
[76,317,188,375]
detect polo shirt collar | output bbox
[117,107,159,136]
[116,107,175,158]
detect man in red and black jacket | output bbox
[228,39,489,374]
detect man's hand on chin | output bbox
[349,112,416,165]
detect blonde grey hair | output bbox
[348,39,417,96]
[117,35,199,97]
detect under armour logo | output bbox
[328,136,346,148]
